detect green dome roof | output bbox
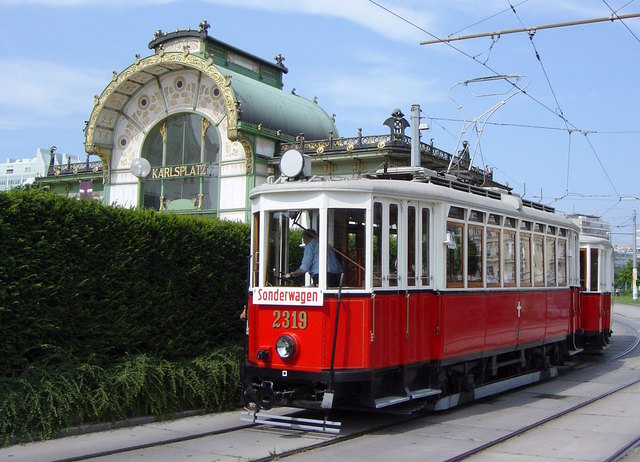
[225,68,338,140]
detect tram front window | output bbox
[263,208,364,288]
[265,210,313,287]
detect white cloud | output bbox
[0,59,104,129]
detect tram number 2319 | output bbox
[272,310,308,329]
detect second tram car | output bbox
[242,152,613,427]
[577,233,614,348]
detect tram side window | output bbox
[328,208,366,288]
[252,212,260,287]
[533,234,545,287]
[407,206,416,286]
[546,238,556,286]
[502,231,515,286]
[520,233,532,287]
[590,248,599,291]
[373,202,383,287]
[579,248,587,290]
[557,240,567,285]
[421,208,430,285]
[486,227,500,286]
[467,225,483,287]
[389,204,399,287]
[446,222,464,287]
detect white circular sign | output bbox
[279,149,305,178]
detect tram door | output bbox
[372,200,401,288]
[372,200,403,368]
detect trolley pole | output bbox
[634,210,638,302]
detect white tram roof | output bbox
[250,168,579,231]
[579,234,613,249]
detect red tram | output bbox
[242,151,613,425]
[576,232,614,348]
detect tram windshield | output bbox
[258,208,366,289]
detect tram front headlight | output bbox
[276,335,296,359]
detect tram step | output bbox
[409,388,442,399]
[567,347,584,356]
[241,411,341,434]
[374,395,411,408]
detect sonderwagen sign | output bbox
[151,164,207,179]
[253,287,323,306]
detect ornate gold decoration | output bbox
[346,143,354,152]
[159,123,167,143]
[201,117,210,140]
[239,139,253,174]
[377,140,386,149]
[90,145,112,184]
[85,51,240,176]
[316,146,324,155]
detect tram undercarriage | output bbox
[243,340,570,413]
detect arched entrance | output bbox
[142,113,220,211]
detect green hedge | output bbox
[0,188,250,377]
[0,348,241,446]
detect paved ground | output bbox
[1,302,639,462]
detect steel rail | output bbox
[255,315,640,462]
[47,316,640,462]
[49,422,257,462]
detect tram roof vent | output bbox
[367,166,439,181]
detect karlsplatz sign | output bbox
[151,164,208,179]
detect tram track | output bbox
[33,314,640,462]
[49,422,259,462]
[255,314,640,462]
[445,315,640,462]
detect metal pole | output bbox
[633,210,637,301]
[420,12,640,45]
[410,104,421,167]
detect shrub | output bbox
[0,347,241,446]
[0,189,250,376]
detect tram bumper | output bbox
[242,363,372,410]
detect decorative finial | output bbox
[274,54,285,66]
[153,29,163,40]
[383,108,410,140]
[291,88,296,95]
[199,20,210,34]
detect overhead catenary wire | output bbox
[507,2,575,204]
[602,0,640,44]
[368,0,637,218]
[419,12,640,45]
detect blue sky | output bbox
[1,0,639,243]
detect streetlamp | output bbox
[130,157,151,208]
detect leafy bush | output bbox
[0,347,241,446]
[0,189,250,377]
[0,189,250,445]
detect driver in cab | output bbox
[284,229,343,286]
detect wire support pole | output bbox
[634,209,638,302]
[420,12,640,45]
